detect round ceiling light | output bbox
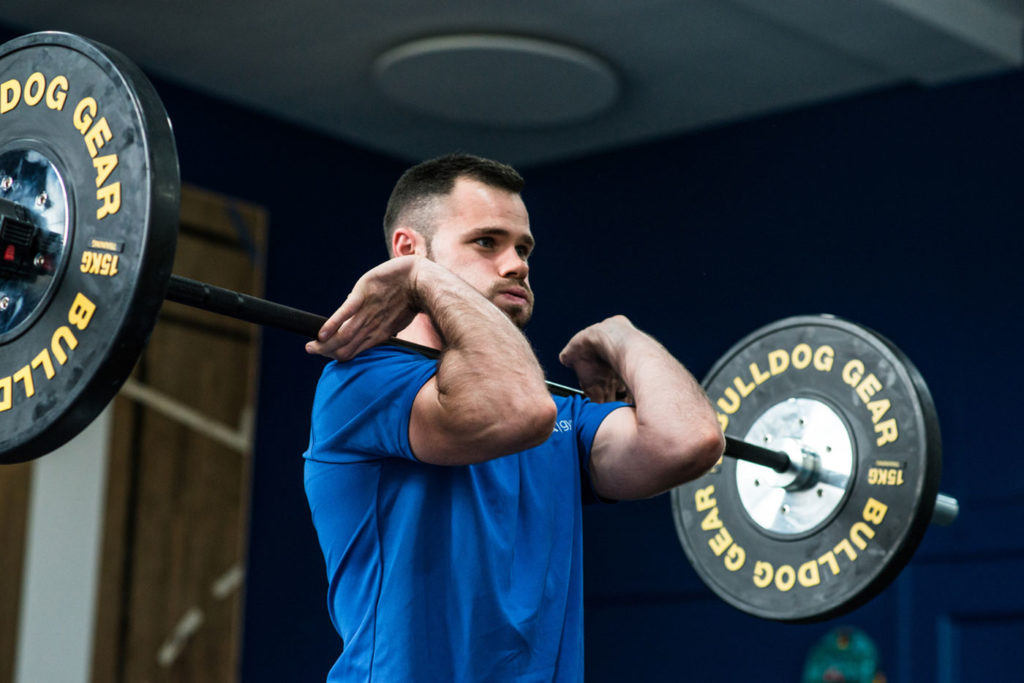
[372,34,620,128]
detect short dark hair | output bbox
[383,153,524,253]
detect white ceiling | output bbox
[0,0,1020,166]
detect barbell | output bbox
[0,31,956,623]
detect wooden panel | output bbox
[0,461,31,683]
[91,184,267,683]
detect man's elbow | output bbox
[650,423,725,487]
[508,395,558,451]
[461,393,556,458]
[692,425,726,476]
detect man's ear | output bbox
[392,227,427,257]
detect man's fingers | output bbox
[306,331,363,361]
[306,314,364,358]
[306,307,402,361]
[317,293,361,341]
[307,257,425,360]
[586,376,623,402]
[558,336,593,368]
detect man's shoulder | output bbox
[307,345,440,461]
[313,344,438,413]
[321,344,437,379]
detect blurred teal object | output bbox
[802,626,882,683]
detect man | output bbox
[303,154,723,681]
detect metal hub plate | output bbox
[0,148,71,341]
[737,397,853,536]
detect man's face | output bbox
[423,177,535,328]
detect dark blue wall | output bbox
[4,22,1021,682]
[222,66,1019,680]
[521,74,1024,681]
[519,75,1024,681]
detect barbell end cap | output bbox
[931,493,959,526]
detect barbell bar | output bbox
[166,273,797,472]
[166,274,959,529]
[163,277,910,493]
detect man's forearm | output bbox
[568,316,725,499]
[613,328,723,467]
[409,263,556,463]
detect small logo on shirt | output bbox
[552,419,573,433]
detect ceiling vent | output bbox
[373,34,620,128]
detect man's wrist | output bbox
[601,316,646,367]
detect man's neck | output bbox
[394,312,444,351]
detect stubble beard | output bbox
[487,282,533,329]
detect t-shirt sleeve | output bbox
[304,348,438,464]
[571,396,631,504]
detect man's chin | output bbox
[498,303,532,329]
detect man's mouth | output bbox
[490,284,533,327]
[494,286,531,306]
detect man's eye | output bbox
[474,237,495,248]
[516,246,531,259]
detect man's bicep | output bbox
[588,406,654,500]
[408,376,452,465]
[407,377,521,466]
[409,373,558,466]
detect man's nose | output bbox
[498,248,529,280]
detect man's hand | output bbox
[558,316,636,403]
[562,315,725,500]
[305,256,424,361]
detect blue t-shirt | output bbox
[303,345,626,682]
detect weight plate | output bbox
[0,32,179,463]
[671,315,942,622]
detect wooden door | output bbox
[90,185,267,683]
